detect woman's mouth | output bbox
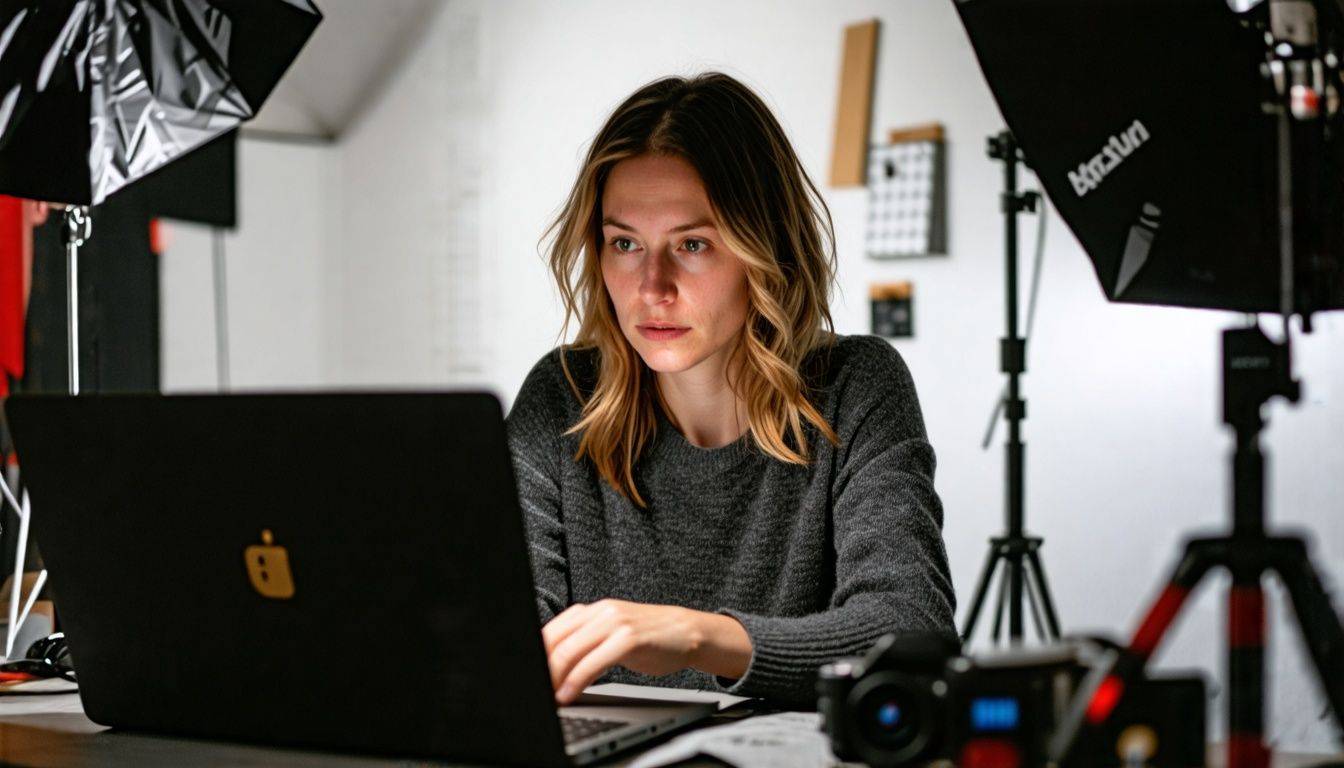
[636,323,690,341]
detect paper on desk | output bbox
[583,682,751,711]
[0,678,78,696]
[0,682,83,717]
[0,695,83,716]
[628,711,856,768]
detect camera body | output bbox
[819,634,1083,768]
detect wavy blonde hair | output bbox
[544,73,838,506]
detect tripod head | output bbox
[1223,325,1301,440]
[986,130,1026,164]
[987,130,1039,216]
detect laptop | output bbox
[4,392,717,766]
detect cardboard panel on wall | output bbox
[829,20,880,188]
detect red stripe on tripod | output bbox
[1085,675,1124,724]
[1131,585,1189,656]
[1229,586,1265,648]
[1227,733,1270,768]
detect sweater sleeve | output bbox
[505,352,572,626]
[716,339,957,704]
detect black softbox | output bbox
[954,0,1344,313]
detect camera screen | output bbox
[970,697,1021,733]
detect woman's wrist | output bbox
[686,609,752,681]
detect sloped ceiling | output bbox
[247,0,443,142]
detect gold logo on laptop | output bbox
[244,530,295,600]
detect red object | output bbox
[1228,732,1271,768]
[1291,84,1320,120]
[959,738,1022,768]
[0,196,24,396]
[0,196,44,398]
[1131,585,1190,657]
[0,672,37,683]
[149,218,169,255]
[1086,674,1126,725]
[1229,585,1266,648]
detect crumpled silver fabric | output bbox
[0,0,319,205]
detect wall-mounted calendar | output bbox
[865,123,947,259]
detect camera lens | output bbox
[848,672,937,766]
[863,690,914,747]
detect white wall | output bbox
[167,7,489,389]
[327,6,488,386]
[161,0,1344,750]
[160,138,339,391]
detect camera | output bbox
[818,634,1205,768]
[818,633,1080,768]
[816,633,958,766]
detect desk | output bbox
[0,693,739,768]
[0,693,1339,767]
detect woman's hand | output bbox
[542,599,752,704]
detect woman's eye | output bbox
[682,238,709,254]
[612,237,638,253]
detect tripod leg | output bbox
[1022,554,1048,642]
[1276,550,1344,742]
[1052,540,1216,766]
[1026,546,1063,639]
[961,544,1001,644]
[1127,543,1214,661]
[991,558,1010,644]
[1009,552,1025,642]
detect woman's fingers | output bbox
[556,628,637,704]
[541,602,591,654]
[546,610,615,691]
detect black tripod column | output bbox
[960,130,1062,646]
[1224,327,1288,768]
[1000,131,1029,641]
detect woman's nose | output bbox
[638,249,676,305]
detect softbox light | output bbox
[953,0,1344,313]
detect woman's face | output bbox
[600,154,750,378]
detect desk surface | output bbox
[0,693,1339,768]
[0,693,736,768]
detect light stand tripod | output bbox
[1049,4,1344,764]
[960,130,1062,646]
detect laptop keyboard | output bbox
[560,715,630,744]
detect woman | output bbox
[506,73,955,707]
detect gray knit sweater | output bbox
[505,334,955,706]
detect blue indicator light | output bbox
[970,697,1020,732]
